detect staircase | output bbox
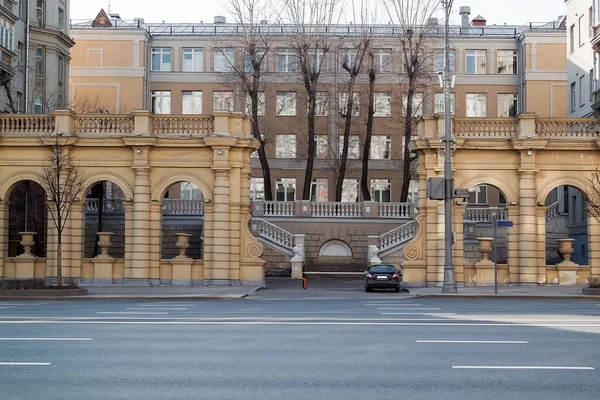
[377,220,418,258]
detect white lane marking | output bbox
[0,362,51,366]
[452,366,594,370]
[0,338,91,341]
[96,312,169,315]
[377,307,441,310]
[381,313,456,315]
[0,307,14,309]
[418,340,528,344]
[125,308,188,310]
[139,303,201,306]
[2,321,600,326]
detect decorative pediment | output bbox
[92,9,113,28]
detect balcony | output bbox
[252,201,417,219]
[0,0,17,21]
[0,46,14,75]
[592,80,600,111]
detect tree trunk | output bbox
[361,69,377,201]
[257,145,273,201]
[335,96,355,202]
[303,92,317,200]
[400,84,416,202]
[93,184,105,257]
[2,79,17,113]
[56,241,62,287]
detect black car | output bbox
[365,264,401,292]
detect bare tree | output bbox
[586,167,600,223]
[36,134,86,286]
[283,0,343,200]
[385,0,441,201]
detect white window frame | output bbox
[276,134,296,158]
[245,92,266,116]
[214,48,235,72]
[183,48,204,72]
[497,93,518,117]
[250,178,265,201]
[180,182,201,200]
[310,178,329,202]
[434,49,455,73]
[213,91,234,112]
[339,92,360,116]
[245,48,266,73]
[340,48,357,72]
[373,49,392,73]
[341,179,360,203]
[315,135,329,159]
[314,92,329,116]
[467,184,488,205]
[151,48,172,72]
[466,93,487,117]
[407,181,419,203]
[276,92,297,116]
[276,178,296,202]
[466,50,486,74]
[434,93,456,114]
[182,91,203,114]
[151,91,171,114]
[579,75,586,107]
[497,50,518,75]
[371,179,392,203]
[309,49,328,73]
[571,82,577,111]
[277,48,297,72]
[339,135,360,160]
[402,93,424,118]
[374,92,392,117]
[370,136,392,160]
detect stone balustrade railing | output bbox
[453,118,519,138]
[85,198,125,214]
[254,219,295,256]
[152,115,214,135]
[162,199,204,215]
[0,114,56,134]
[253,201,416,219]
[545,201,560,222]
[463,207,508,223]
[75,115,134,134]
[377,220,417,256]
[535,119,600,138]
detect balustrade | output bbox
[463,207,508,222]
[75,115,134,134]
[85,198,125,214]
[162,199,204,215]
[311,202,362,217]
[263,201,295,216]
[0,115,55,134]
[453,118,518,138]
[378,203,414,218]
[378,221,417,253]
[535,118,600,138]
[152,115,214,135]
[256,219,294,252]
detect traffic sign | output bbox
[495,220,513,228]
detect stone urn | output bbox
[18,232,37,257]
[558,238,576,264]
[477,237,494,263]
[175,233,192,259]
[96,232,114,258]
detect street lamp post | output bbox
[442,0,457,293]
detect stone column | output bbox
[124,201,134,278]
[0,200,8,277]
[589,215,600,279]
[452,201,464,285]
[69,201,85,280]
[202,202,214,282]
[208,168,232,284]
[131,168,152,280]
[506,205,520,284]
[517,169,539,284]
[535,206,548,284]
[425,202,440,285]
[229,166,242,284]
[149,201,163,283]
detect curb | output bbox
[414,294,600,300]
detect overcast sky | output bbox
[72,0,566,26]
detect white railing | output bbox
[378,203,415,218]
[463,207,508,222]
[162,199,204,215]
[263,201,295,216]
[311,202,363,217]
[85,198,125,214]
[545,201,560,222]
[255,219,295,255]
[378,220,417,255]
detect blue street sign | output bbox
[495,220,514,228]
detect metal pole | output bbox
[493,216,498,295]
[442,0,457,293]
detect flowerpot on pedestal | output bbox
[15,232,38,279]
[475,237,495,285]
[557,238,578,285]
[92,232,115,284]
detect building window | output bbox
[213,91,234,111]
[371,136,391,160]
[314,92,329,116]
[499,191,507,206]
[340,48,357,72]
[276,92,297,116]
[309,49,327,72]
[250,178,265,201]
[590,7,594,39]
[245,92,265,116]
[276,134,296,158]
[434,93,456,114]
[373,49,392,73]
[498,93,518,117]
[183,48,203,72]
[276,178,296,201]
[34,48,44,88]
[151,48,171,71]
[339,135,360,159]
[214,48,235,72]
[58,8,65,31]
[151,91,171,114]
[571,82,577,111]
[374,93,392,117]
[466,50,486,74]
[36,0,45,27]
[34,97,42,114]
[466,93,487,117]
[371,179,392,203]
[408,181,419,203]
[277,48,297,72]
[497,50,518,74]
[570,24,575,53]
[579,15,585,47]
[402,93,423,117]
[57,56,64,84]
[467,184,488,205]
[342,179,359,203]
[315,135,328,159]
[16,92,23,113]
[182,91,203,114]
[339,92,360,116]
[310,178,328,202]
[180,182,201,200]
[434,49,456,73]
[245,49,266,73]
[591,69,595,102]
[579,75,586,107]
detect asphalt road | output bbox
[0,293,599,399]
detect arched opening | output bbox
[84,181,126,258]
[463,184,509,265]
[8,180,47,257]
[318,240,353,257]
[161,181,204,260]
[544,185,588,265]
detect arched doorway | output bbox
[463,184,509,266]
[161,181,204,260]
[544,185,589,265]
[8,181,47,257]
[84,181,126,258]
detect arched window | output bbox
[35,48,44,76]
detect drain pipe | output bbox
[24,0,31,113]
[517,33,525,114]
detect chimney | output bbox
[459,6,471,28]
[471,15,487,26]
[214,16,226,24]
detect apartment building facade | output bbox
[0,0,73,114]
[69,9,567,204]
